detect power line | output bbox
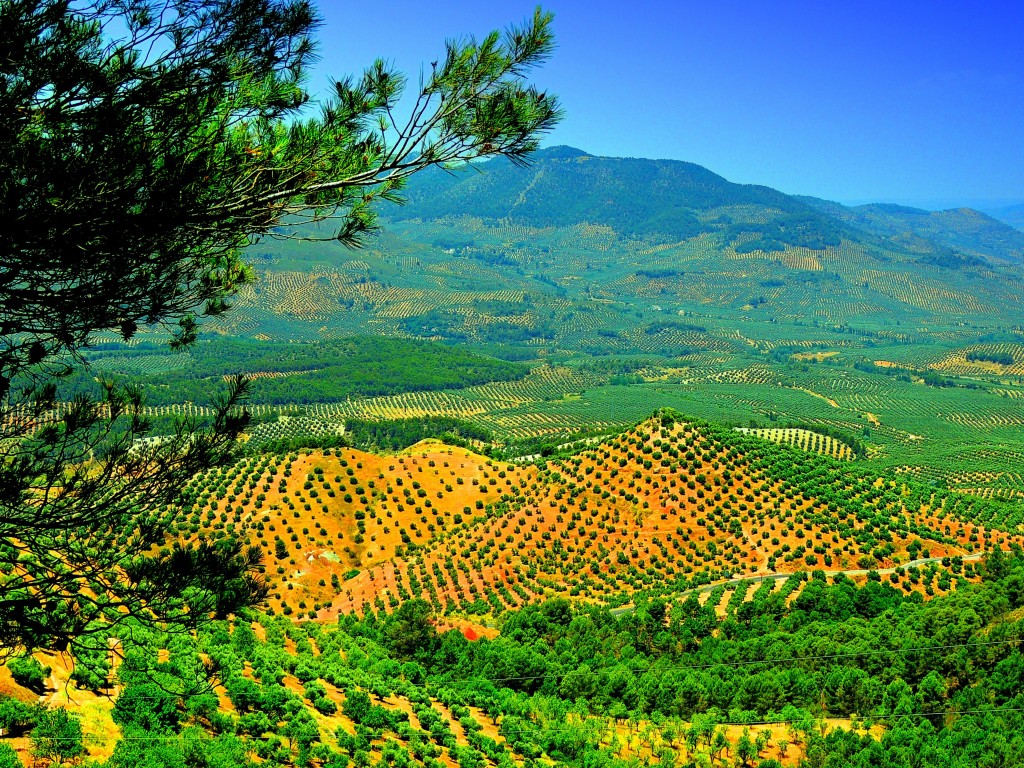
[443,636,1023,685]
[42,704,1024,743]
[42,635,1023,700]
[495,704,1024,736]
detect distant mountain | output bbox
[985,202,1024,231]
[397,146,850,250]
[801,199,1024,265]
[222,146,1024,352]
[394,146,1024,265]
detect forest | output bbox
[56,338,526,406]
[3,549,1023,767]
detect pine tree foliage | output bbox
[0,0,560,653]
[0,0,560,371]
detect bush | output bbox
[312,696,338,716]
[8,656,49,693]
[0,744,20,768]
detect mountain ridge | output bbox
[398,146,846,248]
[393,146,1024,265]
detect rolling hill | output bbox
[177,413,1023,623]
[76,147,1024,498]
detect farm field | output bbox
[153,353,1021,497]
[74,337,1024,497]
[7,414,1023,768]
[175,414,1021,623]
[733,428,856,460]
[71,147,1024,498]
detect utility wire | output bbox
[47,703,1024,743]
[494,704,1024,736]
[470,636,1023,684]
[45,635,1023,700]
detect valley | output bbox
[6,149,1024,768]
[69,148,1024,498]
[6,2,1024,766]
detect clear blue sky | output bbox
[311,0,1023,208]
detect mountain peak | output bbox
[536,145,591,159]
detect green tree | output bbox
[30,707,86,766]
[112,683,181,733]
[385,599,439,660]
[341,690,372,724]
[0,695,40,736]
[734,728,757,766]
[711,729,729,761]
[754,730,771,756]
[281,707,320,762]
[0,744,20,768]
[275,539,290,560]
[776,738,789,758]
[0,0,559,654]
[105,727,255,768]
[69,641,112,692]
[985,546,1009,580]
[8,655,49,693]
[917,670,947,715]
[231,620,258,656]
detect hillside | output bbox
[4,416,1024,768]
[797,198,1024,266]
[392,147,837,244]
[220,146,1024,348]
[4,511,1024,768]
[176,414,1023,623]
[77,147,1024,498]
[8,5,1024,767]
[389,146,1024,263]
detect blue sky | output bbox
[311,0,1023,208]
